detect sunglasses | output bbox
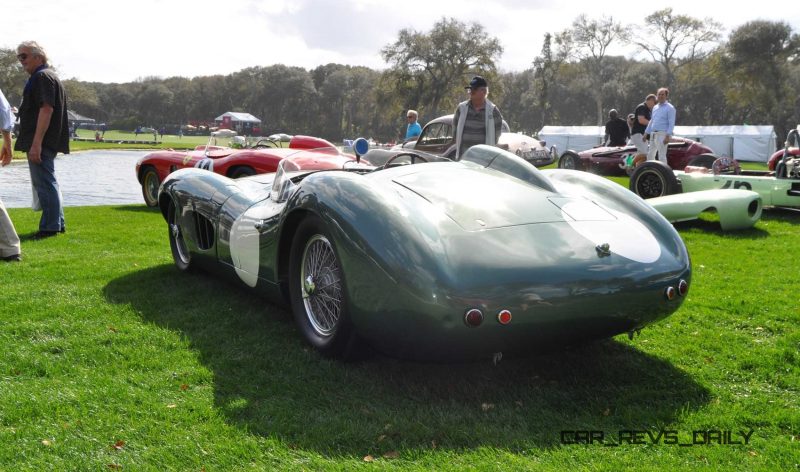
[16,53,29,61]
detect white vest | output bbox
[455,99,496,159]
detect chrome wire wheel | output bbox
[300,234,343,337]
[171,222,190,266]
[141,167,160,207]
[167,203,191,270]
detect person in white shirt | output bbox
[0,87,21,262]
[644,88,676,162]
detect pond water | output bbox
[0,150,148,209]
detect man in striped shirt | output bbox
[453,76,503,159]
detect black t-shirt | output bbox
[14,68,70,154]
[631,102,651,135]
[605,117,629,146]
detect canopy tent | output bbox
[67,110,95,124]
[214,111,261,124]
[538,125,777,162]
[214,112,262,135]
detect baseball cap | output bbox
[465,76,488,90]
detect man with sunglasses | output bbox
[14,41,69,239]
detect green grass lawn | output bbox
[0,199,798,468]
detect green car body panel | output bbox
[677,171,800,207]
[159,145,691,360]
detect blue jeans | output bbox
[28,148,65,232]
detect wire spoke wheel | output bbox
[168,203,192,270]
[141,167,160,207]
[300,234,343,337]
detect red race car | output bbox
[557,137,716,176]
[768,146,800,171]
[136,134,343,207]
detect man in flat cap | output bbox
[452,75,503,159]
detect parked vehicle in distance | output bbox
[157,142,691,361]
[558,137,715,176]
[395,114,557,167]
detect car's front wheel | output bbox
[140,166,160,207]
[558,151,582,170]
[629,161,680,199]
[288,215,357,358]
[167,202,193,271]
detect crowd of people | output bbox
[605,87,676,162]
[404,75,505,158]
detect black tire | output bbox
[687,153,717,169]
[167,202,193,271]
[229,166,256,179]
[288,215,357,358]
[558,151,582,170]
[629,161,680,199]
[140,166,160,207]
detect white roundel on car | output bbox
[559,200,661,263]
[229,208,265,287]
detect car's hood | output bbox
[391,166,615,231]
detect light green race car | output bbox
[628,128,800,230]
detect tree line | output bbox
[1,9,798,143]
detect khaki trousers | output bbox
[0,198,20,257]
[647,131,669,162]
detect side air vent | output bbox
[192,211,215,251]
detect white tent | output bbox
[538,125,777,162]
[215,111,262,134]
[672,125,776,162]
[214,111,261,124]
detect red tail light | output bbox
[678,279,688,296]
[665,286,677,301]
[464,309,484,327]
[497,310,512,325]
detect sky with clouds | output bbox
[5,0,799,83]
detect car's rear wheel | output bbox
[558,151,582,170]
[140,166,160,207]
[289,215,357,358]
[229,166,256,179]
[687,153,717,169]
[630,161,680,199]
[167,202,193,271]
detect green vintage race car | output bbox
[157,142,691,361]
[630,128,800,210]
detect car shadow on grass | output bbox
[109,204,162,213]
[672,207,798,236]
[104,265,710,456]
